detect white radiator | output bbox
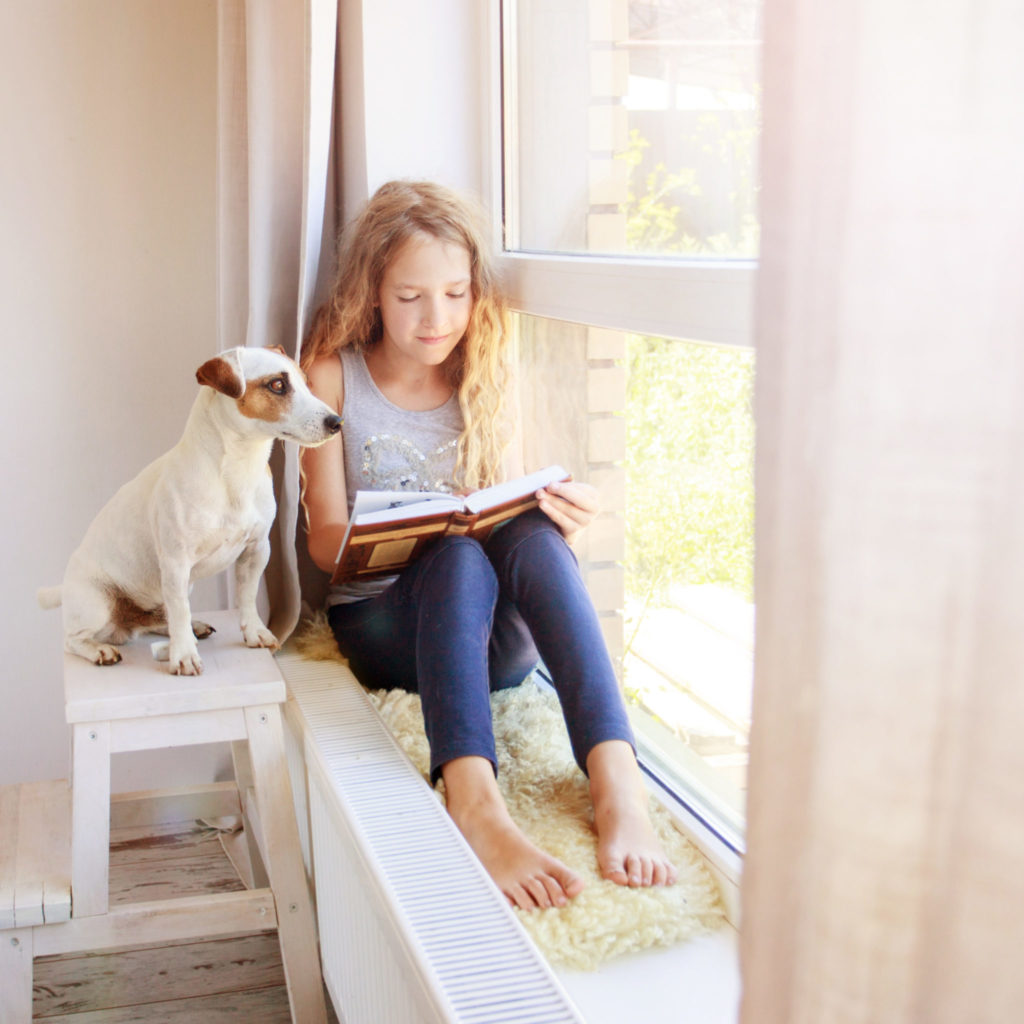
[278,650,585,1024]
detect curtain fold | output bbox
[742,2,1024,1022]
[216,0,339,642]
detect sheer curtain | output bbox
[216,0,339,641]
[743,2,1024,1022]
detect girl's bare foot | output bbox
[587,740,679,887]
[443,756,585,911]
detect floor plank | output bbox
[33,932,284,1018]
[108,821,236,867]
[35,985,294,1023]
[32,821,335,1023]
[109,849,245,906]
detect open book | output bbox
[331,464,570,584]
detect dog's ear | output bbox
[267,344,287,356]
[196,352,245,399]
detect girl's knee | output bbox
[489,509,576,574]
[488,508,562,555]
[429,534,490,566]
[420,535,498,595]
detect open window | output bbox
[496,0,761,855]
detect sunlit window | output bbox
[623,334,752,843]
[504,0,760,259]
[501,0,760,845]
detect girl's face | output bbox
[377,232,473,371]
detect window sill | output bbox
[552,752,743,1023]
[555,921,740,1024]
[532,670,745,924]
[643,762,744,927]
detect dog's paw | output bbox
[67,637,122,665]
[168,642,203,675]
[191,619,216,639]
[93,644,122,666]
[170,654,204,676]
[242,624,280,651]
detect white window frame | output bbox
[484,1,755,906]
[485,1,757,348]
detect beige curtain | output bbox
[216,0,339,641]
[742,2,1024,1022]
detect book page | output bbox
[463,464,569,514]
[351,490,464,526]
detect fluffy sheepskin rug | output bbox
[292,614,725,970]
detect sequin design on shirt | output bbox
[360,433,458,493]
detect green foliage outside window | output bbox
[620,123,759,258]
[619,122,757,607]
[624,336,754,605]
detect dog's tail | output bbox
[37,585,63,610]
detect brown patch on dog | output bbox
[106,585,165,635]
[196,356,245,398]
[237,374,292,422]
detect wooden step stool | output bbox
[0,610,327,1023]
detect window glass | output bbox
[505,0,761,258]
[514,314,753,841]
[623,332,752,841]
[504,2,760,845]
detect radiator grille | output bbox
[278,650,584,1024]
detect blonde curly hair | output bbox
[301,180,513,490]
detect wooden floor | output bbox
[32,821,337,1022]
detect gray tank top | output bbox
[327,345,463,605]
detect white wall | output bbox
[0,0,488,789]
[338,0,488,221]
[0,1,225,787]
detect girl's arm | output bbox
[301,354,350,574]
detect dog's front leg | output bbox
[235,537,279,650]
[159,557,204,675]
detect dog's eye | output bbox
[266,376,289,395]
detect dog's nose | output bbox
[325,414,342,435]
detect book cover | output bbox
[331,464,570,584]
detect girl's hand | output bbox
[536,480,600,544]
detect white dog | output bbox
[39,346,340,675]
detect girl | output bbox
[300,180,676,910]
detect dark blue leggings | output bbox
[327,509,635,783]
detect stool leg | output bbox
[244,704,327,1024]
[230,739,271,889]
[71,721,111,917]
[0,928,33,1023]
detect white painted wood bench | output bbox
[0,610,326,1024]
[0,778,74,1018]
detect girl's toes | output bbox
[557,866,585,899]
[623,852,644,886]
[598,850,629,885]
[542,875,570,907]
[523,876,553,909]
[506,883,532,911]
[641,856,656,887]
